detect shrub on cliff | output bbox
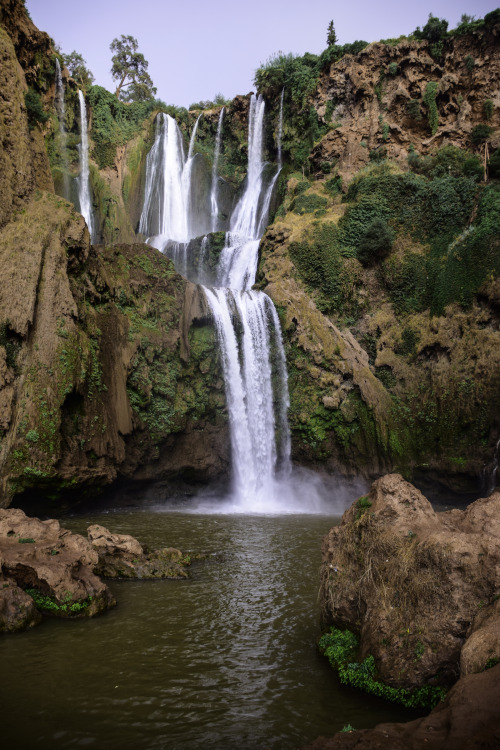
[357,218,394,266]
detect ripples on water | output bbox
[1,480,422,749]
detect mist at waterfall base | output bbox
[138,95,361,515]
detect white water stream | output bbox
[77,90,94,240]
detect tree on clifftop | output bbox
[110,35,157,102]
[327,20,337,46]
[62,51,94,89]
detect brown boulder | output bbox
[0,579,41,632]
[320,476,500,689]
[0,508,115,624]
[87,524,189,579]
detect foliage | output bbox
[471,124,493,145]
[408,144,483,182]
[189,93,230,110]
[24,88,48,130]
[319,626,447,709]
[254,41,366,170]
[357,218,394,266]
[489,149,500,179]
[387,62,398,76]
[406,99,422,121]
[412,14,449,42]
[62,51,94,88]
[423,81,438,135]
[87,86,160,168]
[26,588,93,614]
[289,223,362,316]
[110,35,156,101]
[327,20,337,46]
[465,54,475,73]
[293,192,328,215]
[483,99,494,121]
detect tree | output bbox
[62,51,94,88]
[413,14,448,42]
[110,35,157,102]
[327,20,337,46]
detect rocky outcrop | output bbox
[311,475,500,748]
[0,507,115,630]
[310,26,500,181]
[87,524,190,578]
[320,475,500,689]
[0,195,228,507]
[302,663,500,749]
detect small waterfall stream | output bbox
[140,96,293,509]
[54,59,70,201]
[77,90,94,240]
[210,107,225,232]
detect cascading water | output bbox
[77,90,94,240]
[54,59,70,200]
[140,94,299,511]
[210,107,225,232]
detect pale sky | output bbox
[26,0,499,108]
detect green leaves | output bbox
[110,35,156,102]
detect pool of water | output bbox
[0,504,422,749]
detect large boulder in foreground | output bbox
[0,508,115,630]
[320,475,500,690]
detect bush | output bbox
[357,218,394,265]
[483,100,494,120]
[471,124,493,145]
[369,147,387,163]
[293,193,328,215]
[406,99,422,121]
[25,88,49,130]
[413,14,448,42]
[423,81,438,135]
[488,149,500,179]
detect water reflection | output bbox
[0,507,422,749]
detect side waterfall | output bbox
[210,107,225,232]
[54,59,70,201]
[141,96,299,510]
[77,90,94,240]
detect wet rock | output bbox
[0,508,115,624]
[88,524,189,579]
[0,579,42,632]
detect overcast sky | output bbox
[26,0,499,108]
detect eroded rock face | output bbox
[310,28,500,180]
[0,508,115,628]
[320,475,500,690]
[87,524,189,579]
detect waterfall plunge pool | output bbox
[1,488,424,749]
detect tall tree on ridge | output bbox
[110,35,157,102]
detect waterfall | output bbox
[277,88,284,168]
[485,438,500,495]
[54,59,70,200]
[205,94,291,506]
[77,90,94,240]
[139,113,188,242]
[210,107,225,232]
[139,94,292,509]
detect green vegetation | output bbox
[254,41,367,170]
[88,86,161,168]
[423,82,438,135]
[25,88,49,130]
[319,626,447,708]
[26,588,93,614]
[110,34,156,101]
[62,50,94,88]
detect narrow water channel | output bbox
[1,506,421,749]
